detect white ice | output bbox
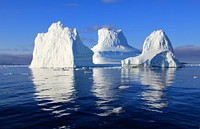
[30,21,93,68]
[92,28,140,64]
[122,30,183,68]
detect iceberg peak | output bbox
[48,21,64,31]
[93,28,129,50]
[142,30,174,54]
[100,27,122,33]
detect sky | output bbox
[0,0,200,54]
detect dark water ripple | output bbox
[0,66,200,129]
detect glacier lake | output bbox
[0,66,200,129]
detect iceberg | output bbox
[122,30,183,68]
[29,21,94,68]
[92,28,140,65]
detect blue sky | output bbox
[0,0,200,54]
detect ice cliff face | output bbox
[122,30,183,68]
[29,21,93,68]
[92,28,140,64]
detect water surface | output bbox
[0,66,200,129]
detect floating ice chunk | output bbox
[112,107,124,114]
[193,76,198,79]
[118,85,130,89]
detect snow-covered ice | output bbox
[30,21,94,68]
[92,28,140,65]
[122,30,183,68]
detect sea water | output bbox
[0,66,200,129]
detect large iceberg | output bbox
[92,28,140,65]
[122,30,183,68]
[30,21,94,68]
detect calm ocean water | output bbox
[0,66,200,129]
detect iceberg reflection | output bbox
[122,68,175,112]
[140,68,175,111]
[31,68,76,117]
[92,68,121,116]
